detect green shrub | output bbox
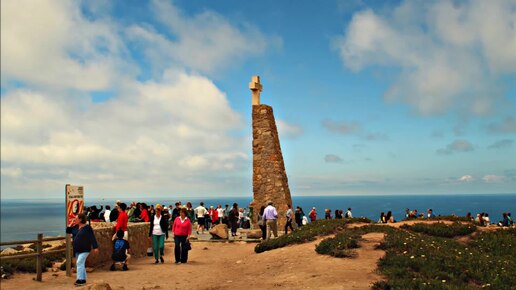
[311,222,514,289]
[403,215,473,223]
[346,217,373,223]
[316,225,396,258]
[0,251,65,274]
[376,227,515,289]
[255,219,348,253]
[400,222,476,238]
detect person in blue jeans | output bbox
[66,213,99,286]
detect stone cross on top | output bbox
[249,75,262,105]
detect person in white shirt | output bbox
[216,205,224,224]
[345,208,353,219]
[194,202,208,234]
[104,205,112,222]
[262,201,278,239]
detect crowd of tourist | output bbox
[69,200,513,286]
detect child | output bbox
[111,230,131,271]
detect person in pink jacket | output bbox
[172,207,192,264]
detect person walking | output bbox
[172,208,192,264]
[216,205,224,224]
[194,202,208,234]
[294,207,302,227]
[263,201,278,240]
[258,206,267,240]
[228,203,239,236]
[284,204,294,234]
[149,204,168,264]
[66,213,99,286]
[309,207,317,222]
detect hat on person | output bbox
[267,200,273,205]
[155,203,162,209]
[163,206,168,210]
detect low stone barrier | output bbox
[86,222,150,267]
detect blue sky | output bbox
[1,0,515,199]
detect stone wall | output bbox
[86,222,150,267]
[252,104,292,228]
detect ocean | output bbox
[1,194,515,244]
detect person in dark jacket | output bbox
[149,204,169,264]
[171,202,181,223]
[110,205,119,223]
[88,205,103,221]
[228,203,239,237]
[66,213,99,286]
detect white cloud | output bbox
[125,0,281,75]
[482,175,506,183]
[458,175,474,182]
[0,0,278,197]
[487,139,514,149]
[324,154,343,163]
[437,139,474,155]
[322,119,361,134]
[1,0,133,91]
[277,120,303,139]
[1,167,23,178]
[1,72,248,195]
[334,0,516,116]
[488,116,516,133]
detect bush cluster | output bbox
[316,225,396,258]
[403,215,473,223]
[294,219,514,288]
[254,219,349,253]
[0,252,65,274]
[400,222,477,238]
[374,226,515,289]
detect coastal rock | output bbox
[246,230,262,239]
[83,281,112,290]
[209,224,228,239]
[1,248,18,256]
[141,285,160,290]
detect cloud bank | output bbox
[1,0,278,197]
[335,0,516,116]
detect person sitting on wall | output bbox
[427,209,436,218]
[110,230,131,271]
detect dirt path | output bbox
[1,233,386,290]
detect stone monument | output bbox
[250,76,292,228]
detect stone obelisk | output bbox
[250,76,292,228]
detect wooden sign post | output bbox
[65,184,84,277]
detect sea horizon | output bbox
[2,193,515,244]
[2,191,515,201]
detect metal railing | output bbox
[0,234,66,281]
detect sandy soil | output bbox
[0,233,385,290]
[2,221,496,290]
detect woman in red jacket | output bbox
[172,207,192,264]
